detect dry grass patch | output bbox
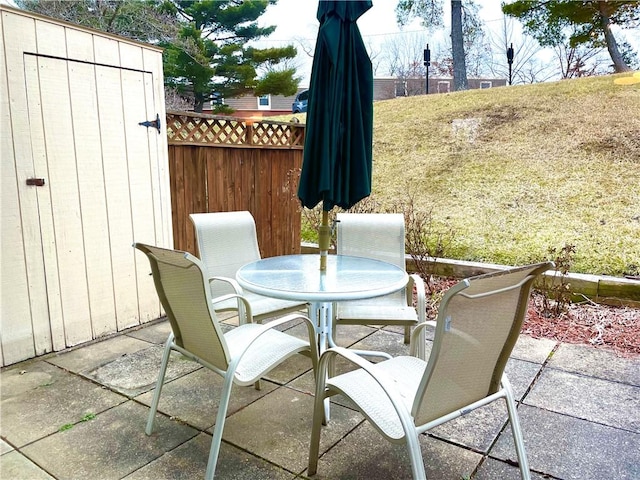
[371,73,639,276]
[272,73,639,276]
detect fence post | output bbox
[247,120,255,146]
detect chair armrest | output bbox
[320,346,375,377]
[409,321,436,357]
[406,274,427,358]
[208,277,251,324]
[209,293,253,321]
[408,273,426,323]
[208,275,243,294]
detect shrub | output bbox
[539,243,577,317]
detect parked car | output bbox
[292,89,309,113]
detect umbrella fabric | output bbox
[298,0,374,212]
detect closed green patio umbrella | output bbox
[298,0,374,270]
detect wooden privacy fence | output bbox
[166,111,305,257]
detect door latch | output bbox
[138,113,161,133]
[26,178,45,186]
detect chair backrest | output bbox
[190,211,262,299]
[134,243,231,371]
[336,213,406,301]
[412,262,553,425]
[336,213,406,268]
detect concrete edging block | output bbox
[300,243,640,307]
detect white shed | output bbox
[0,6,172,366]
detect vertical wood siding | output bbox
[1,7,299,366]
[0,6,171,366]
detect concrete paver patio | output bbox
[2,315,639,479]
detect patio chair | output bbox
[190,211,308,324]
[334,213,426,345]
[309,262,553,480]
[133,243,318,480]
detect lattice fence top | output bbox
[166,111,305,149]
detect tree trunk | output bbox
[451,0,468,91]
[194,92,205,113]
[598,2,632,72]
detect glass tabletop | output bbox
[236,254,408,303]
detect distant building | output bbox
[211,87,305,118]
[207,77,507,117]
[375,77,508,99]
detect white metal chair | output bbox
[309,262,553,480]
[134,243,318,480]
[190,211,308,324]
[334,213,426,345]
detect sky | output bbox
[255,0,639,85]
[255,0,520,84]
[259,0,507,41]
[2,0,637,82]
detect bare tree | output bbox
[515,58,558,84]
[16,0,180,43]
[487,15,555,84]
[380,32,429,76]
[553,44,609,79]
[431,44,454,77]
[293,35,315,58]
[165,87,193,111]
[365,39,384,77]
[379,31,430,95]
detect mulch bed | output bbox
[523,293,640,357]
[423,278,640,358]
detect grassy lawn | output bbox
[286,73,640,277]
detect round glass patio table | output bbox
[237,254,408,420]
[236,254,408,353]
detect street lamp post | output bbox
[423,44,431,94]
[507,43,514,86]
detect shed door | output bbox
[15,54,161,359]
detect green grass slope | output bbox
[370,73,639,276]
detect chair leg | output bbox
[308,350,332,476]
[503,378,531,480]
[307,381,327,476]
[145,334,174,435]
[205,372,235,480]
[405,429,427,480]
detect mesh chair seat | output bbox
[224,324,310,385]
[214,290,305,318]
[329,355,426,440]
[336,303,418,325]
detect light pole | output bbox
[423,44,431,94]
[507,43,514,85]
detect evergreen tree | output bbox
[162,0,299,112]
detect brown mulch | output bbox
[523,293,640,357]
[423,278,640,358]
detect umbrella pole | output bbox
[319,209,331,270]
